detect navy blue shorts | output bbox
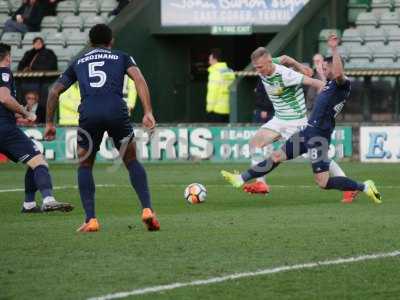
[78,116,134,154]
[0,124,41,163]
[282,126,332,174]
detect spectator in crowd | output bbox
[40,0,60,16]
[16,91,45,125]
[305,53,326,109]
[4,0,44,33]
[18,37,58,71]
[206,48,235,123]
[109,0,130,16]
[253,78,274,124]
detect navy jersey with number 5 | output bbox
[308,78,351,132]
[57,47,136,118]
[0,67,17,124]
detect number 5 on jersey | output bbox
[88,61,106,88]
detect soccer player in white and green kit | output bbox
[244,47,356,203]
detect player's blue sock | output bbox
[78,166,96,222]
[24,167,37,202]
[33,165,53,199]
[127,160,152,209]
[325,177,365,191]
[241,158,280,182]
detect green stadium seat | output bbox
[355,12,379,29]
[8,0,21,13]
[379,11,400,30]
[83,15,105,30]
[347,1,369,24]
[341,28,364,48]
[21,32,45,46]
[45,32,65,47]
[318,29,341,56]
[41,16,61,32]
[0,1,9,14]
[11,45,24,61]
[386,27,400,46]
[65,31,87,46]
[100,0,117,14]
[0,14,8,30]
[393,0,400,11]
[370,0,392,16]
[62,15,83,31]
[347,46,373,69]
[371,45,397,68]
[56,0,77,16]
[326,46,350,61]
[364,28,388,47]
[1,32,22,47]
[67,45,86,54]
[79,0,99,16]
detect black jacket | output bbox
[255,78,274,113]
[13,4,44,32]
[18,47,58,71]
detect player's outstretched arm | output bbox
[127,66,156,130]
[279,55,313,77]
[327,34,346,85]
[0,86,36,121]
[45,82,66,140]
[303,76,325,93]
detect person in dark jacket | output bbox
[253,77,274,124]
[109,0,130,16]
[4,0,44,33]
[18,37,58,71]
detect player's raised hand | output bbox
[44,123,57,141]
[327,34,339,49]
[142,112,156,130]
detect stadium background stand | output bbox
[0,0,117,71]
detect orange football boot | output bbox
[76,218,100,232]
[342,191,359,204]
[142,208,160,231]
[243,181,270,194]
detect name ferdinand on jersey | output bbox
[77,53,119,65]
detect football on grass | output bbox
[184,183,207,204]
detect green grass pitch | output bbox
[0,162,399,300]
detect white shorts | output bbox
[261,117,308,140]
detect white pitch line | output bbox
[88,250,400,300]
[0,184,399,194]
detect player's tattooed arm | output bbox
[46,82,66,124]
[45,82,66,140]
[279,55,313,77]
[127,66,156,130]
[0,86,36,121]
[327,34,346,85]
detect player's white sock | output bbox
[329,160,346,177]
[23,201,37,209]
[43,196,56,205]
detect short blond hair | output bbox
[251,47,270,62]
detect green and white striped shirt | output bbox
[260,63,306,120]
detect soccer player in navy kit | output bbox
[45,24,160,232]
[222,35,382,204]
[0,43,73,213]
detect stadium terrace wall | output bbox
[9,125,352,163]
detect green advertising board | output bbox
[20,125,352,162]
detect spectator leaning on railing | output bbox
[4,0,44,33]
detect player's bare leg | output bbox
[121,139,160,231]
[25,154,74,213]
[76,147,99,232]
[244,128,280,194]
